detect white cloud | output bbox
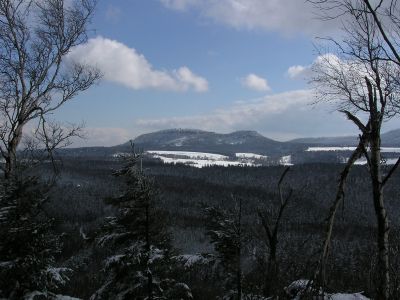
[159,0,339,35]
[242,73,270,91]
[68,36,208,92]
[175,66,209,92]
[287,54,342,80]
[287,65,309,79]
[134,88,364,140]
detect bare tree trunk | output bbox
[145,204,153,300]
[316,133,368,291]
[237,197,242,300]
[4,124,23,179]
[266,237,278,296]
[259,167,291,297]
[370,127,390,300]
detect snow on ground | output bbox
[170,137,188,146]
[235,153,268,159]
[152,155,257,168]
[174,254,213,268]
[381,147,400,153]
[306,147,357,152]
[112,152,131,158]
[329,293,369,300]
[354,158,399,165]
[280,155,293,166]
[147,150,228,160]
[285,280,369,300]
[307,147,400,153]
[147,150,260,168]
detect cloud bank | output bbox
[135,88,362,140]
[136,89,314,133]
[160,0,339,35]
[69,36,208,92]
[287,54,344,80]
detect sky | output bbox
[54,0,400,147]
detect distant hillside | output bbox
[290,128,400,147]
[56,128,400,161]
[122,129,303,156]
[290,135,358,146]
[382,129,400,146]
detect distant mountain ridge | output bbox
[126,128,291,155]
[56,128,400,159]
[290,128,400,146]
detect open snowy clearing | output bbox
[307,147,400,153]
[235,153,268,159]
[147,150,229,160]
[151,154,257,168]
[354,158,399,165]
[147,151,267,168]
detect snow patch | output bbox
[280,155,293,166]
[112,152,132,158]
[354,158,399,165]
[152,155,257,168]
[285,280,369,300]
[148,150,259,168]
[47,267,72,287]
[235,153,268,159]
[174,254,213,268]
[329,293,369,300]
[147,150,228,160]
[105,254,125,268]
[307,146,400,153]
[169,137,188,146]
[306,147,357,152]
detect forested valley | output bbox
[2,156,397,299]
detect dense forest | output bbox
[1,156,398,299]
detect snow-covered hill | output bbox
[56,128,400,166]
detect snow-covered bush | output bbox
[0,178,70,299]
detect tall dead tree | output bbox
[0,0,100,179]
[311,1,400,299]
[258,166,292,297]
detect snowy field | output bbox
[307,147,400,153]
[354,158,399,165]
[147,150,266,168]
[151,154,257,168]
[235,153,268,159]
[113,149,400,168]
[147,150,229,160]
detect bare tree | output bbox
[310,1,400,299]
[258,166,292,297]
[0,0,100,179]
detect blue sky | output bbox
[55,0,400,147]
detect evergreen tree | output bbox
[91,148,192,300]
[204,196,244,300]
[0,177,71,299]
